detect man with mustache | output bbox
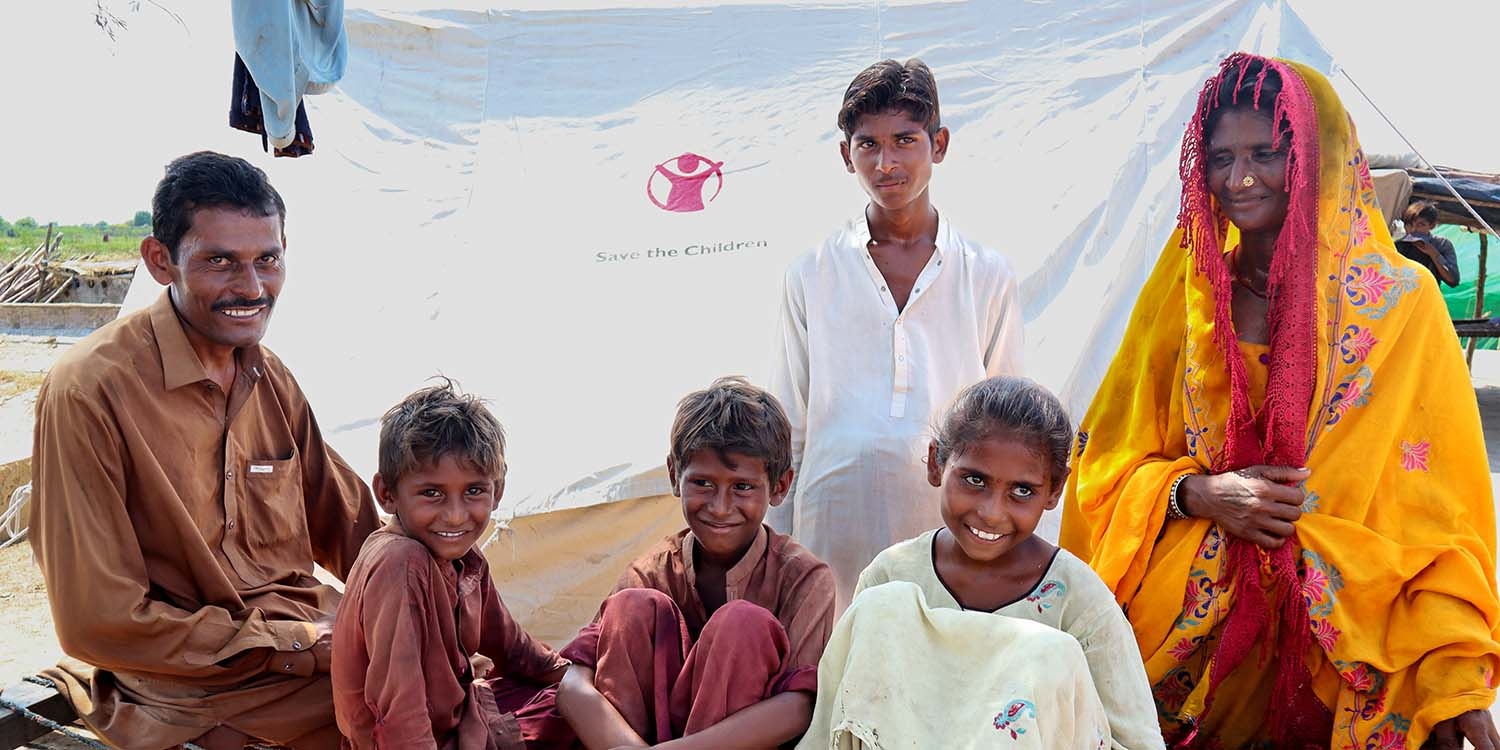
[768,59,1025,610]
[30,151,379,750]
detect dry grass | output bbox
[0,370,46,403]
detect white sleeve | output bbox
[984,266,1025,377]
[766,264,809,533]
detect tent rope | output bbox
[8,676,280,750]
[1339,68,1499,237]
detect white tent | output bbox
[124,0,1332,643]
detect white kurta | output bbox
[768,212,1024,609]
[856,532,1166,750]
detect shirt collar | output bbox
[852,207,952,258]
[150,291,209,391]
[149,291,269,391]
[684,523,770,592]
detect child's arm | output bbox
[651,691,814,750]
[343,563,441,750]
[766,266,810,531]
[478,577,570,683]
[982,268,1025,377]
[555,663,651,750]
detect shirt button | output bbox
[292,641,302,649]
[226,470,234,479]
[283,663,293,672]
[227,519,235,529]
[880,286,887,292]
[913,287,920,293]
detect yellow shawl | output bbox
[1060,55,1500,748]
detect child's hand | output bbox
[311,613,336,673]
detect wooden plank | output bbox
[0,681,78,749]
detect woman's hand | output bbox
[1178,465,1309,548]
[1424,709,1499,749]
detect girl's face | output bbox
[927,434,1060,565]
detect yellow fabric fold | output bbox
[1061,58,1500,748]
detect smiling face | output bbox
[927,434,1059,565]
[670,449,791,569]
[142,206,285,361]
[375,454,503,562]
[1205,108,1290,242]
[840,109,949,212]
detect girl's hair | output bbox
[931,376,1073,489]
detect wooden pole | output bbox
[1468,231,1489,368]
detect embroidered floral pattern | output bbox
[1312,618,1342,652]
[1026,580,1066,613]
[1339,324,1379,365]
[993,699,1037,740]
[1301,550,1345,618]
[1350,207,1373,247]
[1301,488,1322,514]
[1168,635,1205,661]
[1325,366,1374,430]
[1399,440,1430,472]
[1154,666,1196,717]
[1345,254,1420,319]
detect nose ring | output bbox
[1241,175,1255,187]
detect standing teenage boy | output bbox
[770,59,1024,608]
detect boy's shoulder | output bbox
[763,526,832,579]
[937,221,1016,277]
[347,526,450,590]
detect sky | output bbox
[0,0,1496,225]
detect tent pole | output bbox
[1468,231,1489,369]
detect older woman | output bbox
[1061,52,1500,749]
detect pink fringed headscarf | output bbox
[1174,53,1329,748]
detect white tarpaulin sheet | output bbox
[123,0,1332,638]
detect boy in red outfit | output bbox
[526,377,835,749]
[333,381,569,749]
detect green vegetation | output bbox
[0,213,150,262]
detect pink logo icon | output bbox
[647,152,724,212]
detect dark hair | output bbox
[378,378,506,489]
[670,376,792,482]
[151,151,286,262]
[838,58,942,140]
[931,376,1073,489]
[1202,56,1287,145]
[1404,199,1440,226]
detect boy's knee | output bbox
[600,587,680,635]
[702,599,781,638]
[604,587,676,617]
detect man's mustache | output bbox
[211,296,274,311]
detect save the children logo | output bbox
[647,152,724,212]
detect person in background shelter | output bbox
[801,377,1162,749]
[1396,199,1460,286]
[769,58,1024,611]
[30,150,379,750]
[333,380,569,749]
[524,377,835,749]
[1060,53,1500,749]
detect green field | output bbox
[0,214,149,263]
